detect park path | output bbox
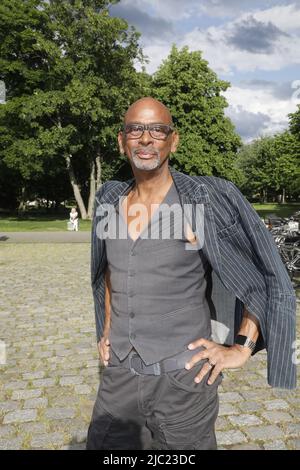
[0,231,90,243]
[0,243,299,449]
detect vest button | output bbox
[130,333,136,340]
[130,312,135,318]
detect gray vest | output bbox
[105,182,212,365]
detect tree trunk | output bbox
[87,159,96,219]
[263,188,268,204]
[18,186,27,213]
[86,153,103,219]
[282,188,286,204]
[95,153,102,189]
[65,154,87,220]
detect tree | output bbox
[236,136,277,202]
[151,45,242,181]
[236,132,299,203]
[273,131,300,203]
[0,0,147,217]
[289,104,300,139]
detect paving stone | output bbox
[238,401,262,413]
[216,430,247,446]
[230,443,262,450]
[74,385,92,395]
[31,432,66,449]
[287,438,300,450]
[18,422,49,434]
[49,396,80,408]
[264,399,290,410]
[3,409,37,424]
[3,381,28,390]
[59,376,83,386]
[219,392,244,403]
[0,401,21,413]
[71,429,88,443]
[261,411,293,423]
[0,425,15,438]
[11,389,42,400]
[244,425,284,441]
[24,397,48,409]
[284,423,300,437]
[263,440,287,450]
[241,390,273,401]
[228,414,263,426]
[22,371,46,380]
[218,403,240,416]
[44,408,76,420]
[32,378,56,387]
[215,417,230,431]
[0,437,23,449]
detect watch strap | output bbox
[235,334,256,352]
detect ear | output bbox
[118,131,125,155]
[171,131,179,153]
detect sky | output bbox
[110,0,300,142]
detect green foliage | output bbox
[151,45,242,181]
[0,0,147,210]
[236,131,300,201]
[289,104,300,139]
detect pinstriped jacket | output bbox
[91,166,297,389]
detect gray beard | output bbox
[131,151,161,171]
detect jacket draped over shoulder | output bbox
[91,166,297,389]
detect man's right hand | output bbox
[98,336,110,367]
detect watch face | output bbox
[235,335,256,351]
[236,335,247,345]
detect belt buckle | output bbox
[128,351,142,376]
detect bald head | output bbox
[124,97,173,126]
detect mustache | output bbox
[132,148,160,157]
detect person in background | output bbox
[69,207,79,231]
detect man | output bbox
[86,97,296,450]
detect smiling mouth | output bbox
[136,152,156,159]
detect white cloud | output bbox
[181,6,300,75]
[252,3,300,33]
[116,0,298,21]
[117,0,198,21]
[132,3,300,76]
[120,0,300,140]
[224,84,299,141]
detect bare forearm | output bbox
[237,308,260,342]
[234,307,260,356]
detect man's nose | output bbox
[139,129,153,144]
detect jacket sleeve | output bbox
[227,181,297,388]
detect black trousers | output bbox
[86,351,222,450]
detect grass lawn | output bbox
[253,203,300,219]
[0,203,299,231]
[0,215,92,231]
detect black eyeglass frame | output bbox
[122,123,175,140]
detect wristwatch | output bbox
[235,335,256,352]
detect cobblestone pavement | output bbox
[0,244,299,450]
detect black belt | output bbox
[109,347,205,376]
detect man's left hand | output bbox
[185,338,252,385]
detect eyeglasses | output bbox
[123,123,174,140]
